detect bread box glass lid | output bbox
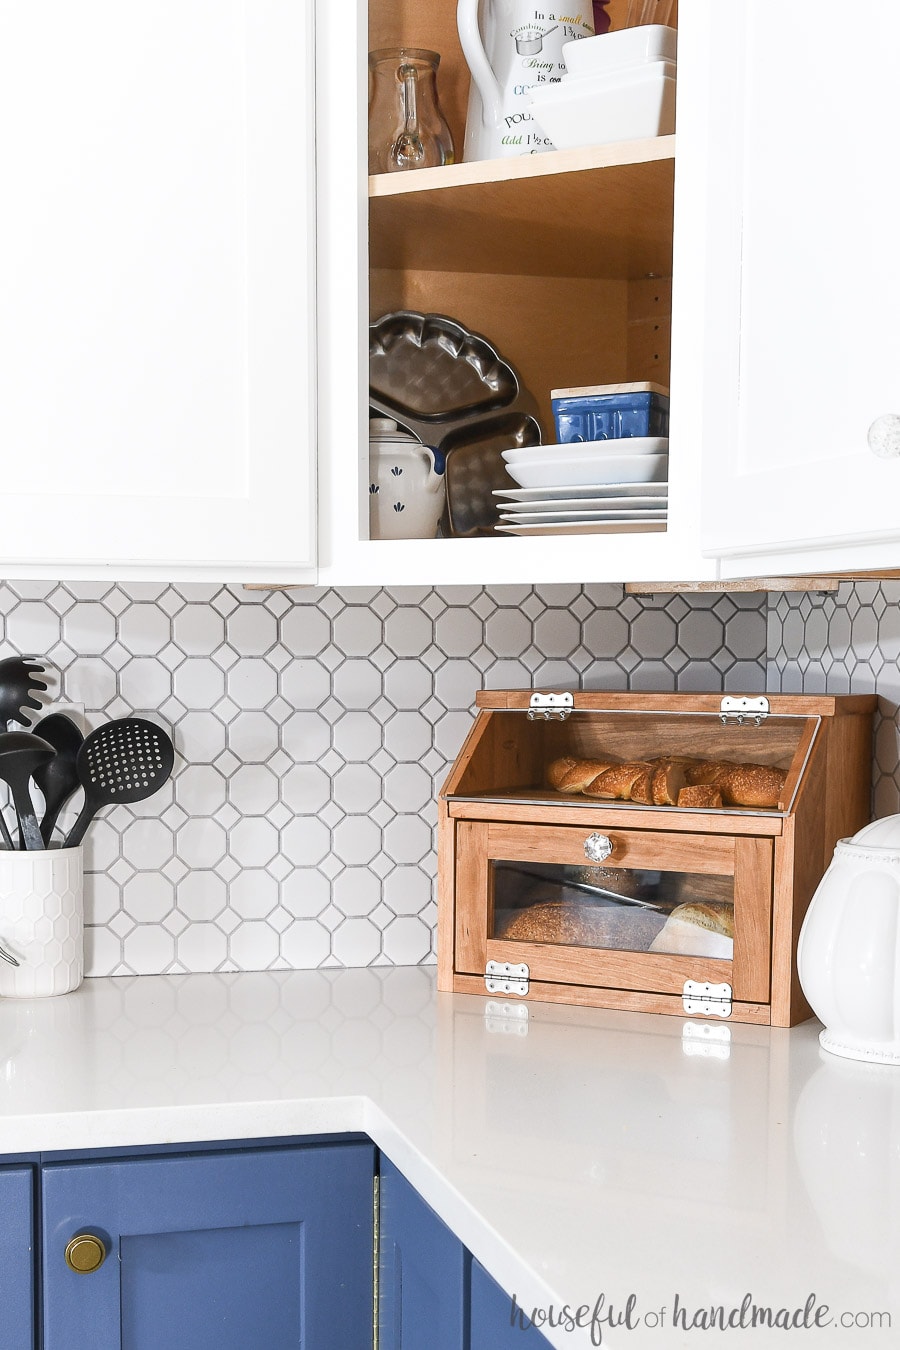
[442,695,821,818]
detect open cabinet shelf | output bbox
[313,0,716,587]
[369,136,676,279]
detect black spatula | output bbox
[32,712,84,845]
[63,718,175,849]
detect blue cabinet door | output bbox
[42,1142,373,1350]
[470,1259,553,1350]
[379,1156,468,1350]
[0,1166,35,1350]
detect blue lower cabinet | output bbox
[379,1155,468,1350]
[41,1142,374,1350]
[0,1166,36,1350]
[470,1260,554,1349]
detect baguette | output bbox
[546,753,787,810]
[628,765,656,806]
[583,761,654,801]
[650,758,691,806]
[547,756,618,792]
[677,784,724,809]
[685,759,735,788]
[546,756,580,790]
[682,759,787,808]
[720,763,787,810]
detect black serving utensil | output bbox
[63,718,175,849]
[0,731,55,851]
[31,712,85,846]
[0,655,48,728]
[0,800,13,850]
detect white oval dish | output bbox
[502,435,668,462]
[502,453,668,488]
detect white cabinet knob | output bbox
[867,414,900,458]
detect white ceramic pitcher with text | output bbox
[457,0,593,161]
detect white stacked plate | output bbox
[496,439,668,535]
[501,437,668,488]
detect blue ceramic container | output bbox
[552,388,670,445]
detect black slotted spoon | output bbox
[63,718,175,849]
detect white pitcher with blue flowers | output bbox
[369,418,446,539]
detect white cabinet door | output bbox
[0,2,316,582]
[695,0,900,575]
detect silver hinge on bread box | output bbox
[485,960,530,996]
[527,691,574,721]
[720,695,769,726]
[682,980,733,1017]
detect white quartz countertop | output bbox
[1,967,897,1349]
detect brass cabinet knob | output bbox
[65,1233,107,1274]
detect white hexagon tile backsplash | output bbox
[768,580,900,820]
[0,580,770,977]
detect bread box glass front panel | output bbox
[492,859,734,960]
[454,820,774,1003]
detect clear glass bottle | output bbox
[368,48,455,174]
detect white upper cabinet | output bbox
[695,0,900,576]
[315,0,716,587]
[0,2,316,582]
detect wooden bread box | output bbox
[437,691,876,1026]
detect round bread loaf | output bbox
[648,900,735,957]
[667,900,734,937]
[499,900,666,951]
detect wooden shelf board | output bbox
[369,138,676,280]
[625,578,843,594]
[369,136,676,199]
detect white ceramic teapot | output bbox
[798,815,900,1064]
[368,418,445,540]
[457,0,594,161]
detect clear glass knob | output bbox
[584,832,613,862]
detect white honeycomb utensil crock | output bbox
[798,816,900,1064]
[0,847,84,998]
